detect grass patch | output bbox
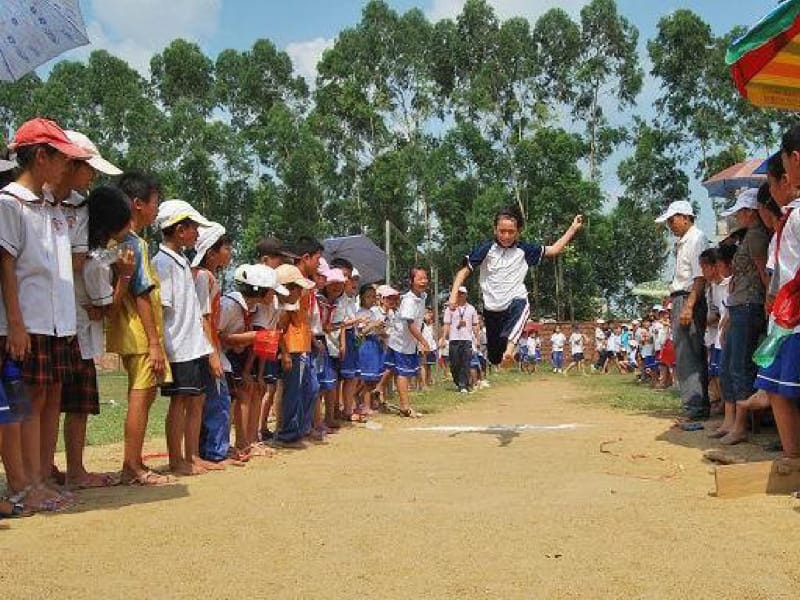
[412,370,527,415]
[62,372,170,449]
[567,372,682,415]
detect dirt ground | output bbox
[2,376,800,599]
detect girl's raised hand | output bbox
[572,215,584,230]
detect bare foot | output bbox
[170,461,206,476]
[194,458,225,471]
[707,428,729,439]
[66,471,117,489]
[719,431,748,446]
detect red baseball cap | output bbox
[8,118,91,160]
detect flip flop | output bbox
[0,492,34,519]
[399,408,423,418]
[66,472,118,490]
[121,470,176,487]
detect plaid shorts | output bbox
[61,338,100,414]
[0,334,74,387]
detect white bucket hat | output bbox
[191,222,226,268]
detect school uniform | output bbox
[357,306,386,383]
[569,333,585,362]
[339,294,360,380]
[107,231,172,390]
[420,322,438,365]
[756,201,800,399]
[0,183,76,387]
[152,244,213,396]
[59,191,112,415]
[194,267,232,462]
[275,291,319,443]
[385,290,426,378]
[526,336,541,363]
[219,291,255,389]
[464,240,543,364]
[550,332,566,370]
[252,297,282,383]
[315,292,340,392]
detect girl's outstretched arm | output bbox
[545,215,583,258]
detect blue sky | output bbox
[65,1,772,80]
[55,1,780,233]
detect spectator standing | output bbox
[655,201,709,421]
[442,286,479,393]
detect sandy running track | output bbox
[2,376,800,599]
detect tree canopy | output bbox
[0,0,776,318]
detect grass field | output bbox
[567,371,682,414]
[81,372,169,448]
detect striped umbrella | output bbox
[701,158,767,198]
[727,0,800,110]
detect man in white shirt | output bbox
[656,200,709,420]
[441,286,479,393]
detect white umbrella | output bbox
[0,0,89,82]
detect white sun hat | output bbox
[191,222,226,268]
[655,200,695,223]
[64,130,123,175]
[720,188,759,217]
[156,199,213,230]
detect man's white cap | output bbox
[458,286,468,294]
[596,318,605,324]
[351,267,360,278]
[156,199,213,230]
[721,188,759,217]
[317,257,330,274]
[64,130,123,175]
[234,264,288,295]
[0,158,16,172]
[655,200,695,223]
[324,268,346,284]
[652,304,663,311]
[191,222,226,268]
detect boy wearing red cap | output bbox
[0,118,90,511]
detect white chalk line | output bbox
[406,424,587,433]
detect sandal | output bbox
[66,472,118,490]
[121,469,176,487]
[0,489,34,519]
[399,408,423,419]
[348,412,368,423]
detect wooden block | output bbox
[714,460,800,498]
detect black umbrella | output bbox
[323,235,386,285]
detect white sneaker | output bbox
[459,388,469,394]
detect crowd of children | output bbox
[0,117,438,518]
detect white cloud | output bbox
[48,0,222,76]
[286,37,335,84]
[427,0,588,22]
